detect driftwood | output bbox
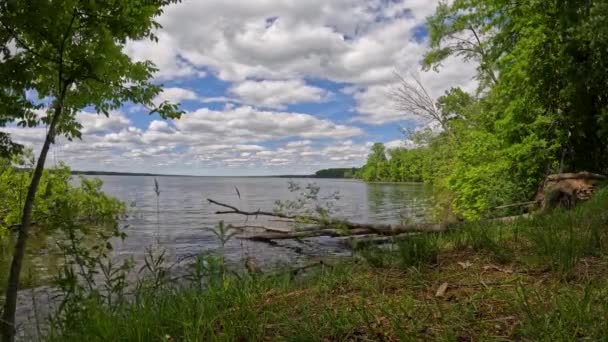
[545,172,607,182]
[207,198,454,243]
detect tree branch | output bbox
[208,198,455,243]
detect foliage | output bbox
[0,0,183,145]
[0,153,125,292]
[359,0,608,220]
[0,155,124,242]
[314,168,358,179]
[356,143,390,182]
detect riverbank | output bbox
[45,189,608,341]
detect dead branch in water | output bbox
[208,198,456,243]
[208,199,299,220]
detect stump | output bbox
[535,172,607,210]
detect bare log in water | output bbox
[207,198,455,242]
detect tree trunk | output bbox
[1,103,63,342]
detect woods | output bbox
[358,0,608,220]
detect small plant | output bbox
[357,234,439,269]
[396,234,439,268]
[459,222,514,264]
[153,178,161,243]
[516,283,608,339]
[520,188,608,274]
[201,220,241,282]
[274,181,341,225]
[205,221,238,251]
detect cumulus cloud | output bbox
[174,106,362,141]
[123,0,477,125]
[2,103,367,174]
[148,120,174,133]
[153,87,200,106]
[131,0,429,84]
[125,32,206,81]
[229,79,329,109]
[77,111,131,135]
[3,0,482,174]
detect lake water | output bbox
[95,176,430,269]
[13,176,429,337]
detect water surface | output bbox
[95,176,430,267]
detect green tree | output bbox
[426,0,608,174]
[359,143,389,182]
[0,1,182,340]
[411,0,608,218]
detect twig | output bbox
[227,224,291,234]
[207,199,299,220]
[493,201,536,210]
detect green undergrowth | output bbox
[0,160,125,293]
[49,189,608,341]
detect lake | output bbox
[95,176,430,269]
[12,176,430,337]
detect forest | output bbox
[357,0,608,220]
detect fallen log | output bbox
[340,233,419,248]
[243,228,373,243]
[208,198,455,243]
[546,172,607,182]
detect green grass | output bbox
[47,189,608,341]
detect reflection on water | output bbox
[366,183,430,223]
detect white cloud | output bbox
[229,79,329,109]
[174,106,362,142]
[126,0,440,85]
[3,0,483,174]
[148,120,174,133]
[2,102,367,174]
[153,87,199,106]
[123,0,477,124]
[125,32,206,81]
[77,111,131,135]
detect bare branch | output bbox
[468,26,498,84]
[207,198,299,220]
[208,198,455,244]
[389,72,449,132]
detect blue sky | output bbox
[5,0,477,176]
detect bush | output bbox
[521,188,608,274]
[0,156,125,292]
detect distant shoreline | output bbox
[71,170,352,179]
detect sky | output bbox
[4,0,478,176]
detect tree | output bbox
[0,1,183,340]
[424,0,501,90]
[425,0,608,175]
[357,143,389,182]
